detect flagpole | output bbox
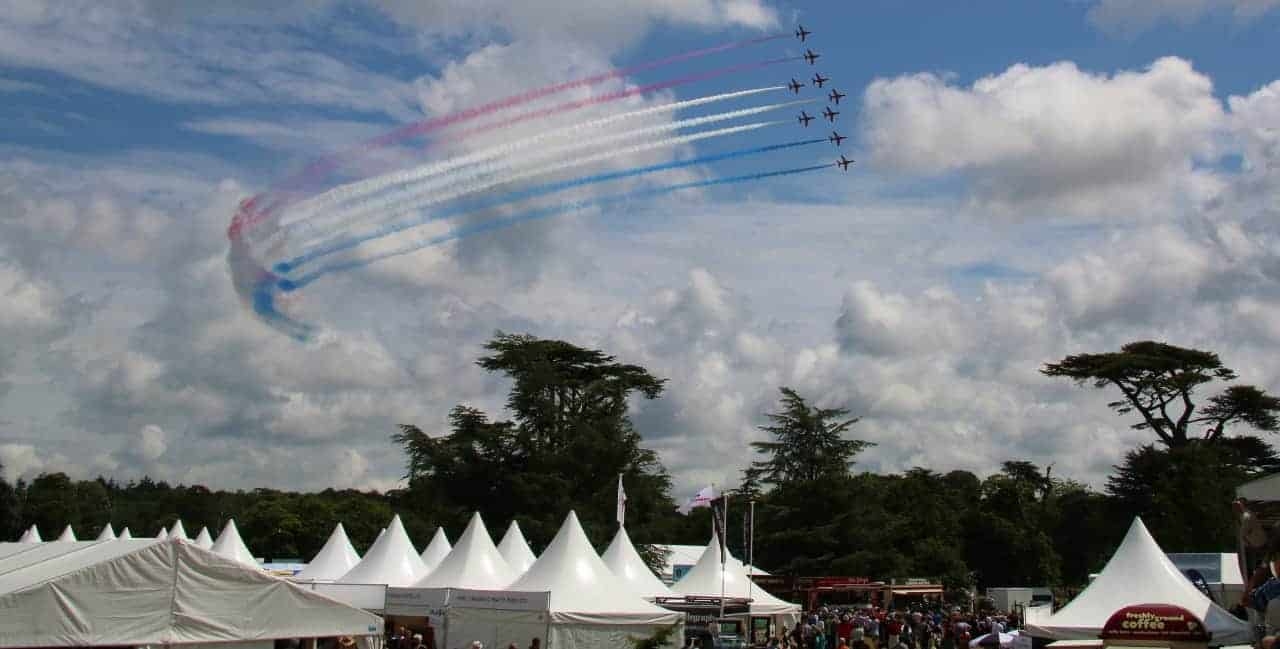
[748,499,755,603]
[719,490,728,621]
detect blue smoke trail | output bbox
[279,162,833,292]
[273,137,826,274]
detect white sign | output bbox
[448,589,550,611]
[384,588,449,616]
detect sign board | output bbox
[1099,604,1210,643]
[448,589,550,611]
[384,588,449,616]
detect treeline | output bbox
[1,336,1274,595]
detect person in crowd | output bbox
[886,613,903,648]
[527,638,540,649]
[410,634,424,649]
[850,628,871,649]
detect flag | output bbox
[685,485,716,510]
[616,474,627,525]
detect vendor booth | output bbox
[671,532,801,638]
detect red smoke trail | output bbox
[227,34,787,240]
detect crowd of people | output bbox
[767,605,1019,649]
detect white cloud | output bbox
[1087,0,1280,34]
[861,57,1228,217]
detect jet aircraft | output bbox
[804,49,820,65]
[795,25,811,41]
[837,155,855,171]
[828,131,846,146]
[811,73,829,88]
[798,111,814,127]
[823,106,839,122]
[828,89,846,104]
[787,78,804,94]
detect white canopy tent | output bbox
[338,514,428,587]
[0,538,384,648]
[654,543,770,584]
[672,532,799,627]
[156,527,169,540]
[193,526,214,550]
[415,512,515,590]
[17,526,41,544]
[451,511,683,649]
[210,519,257,567]
[497,520,538,576]
[602,526,676,600]
[294,523,361,582]
[1025,517,1252,645]
[118,527,133,540]
[419,527,452,575]
[55,526,75,542]
[94,524,115,541]
[169,520,189,540]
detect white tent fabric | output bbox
[118,527,133,540]
[95,524,116,541]
[672,532,799,623]
[602,526,676,600]
[497,520,537,576]
[210,519,257,567]
[655,543,770,583]
[415,512,514,590]
[294,523,361,581]
[0,539,383,647]
[193,526,214,550]
[419,527,452,575]
[338,514,428,587]
[156,527,169,540]
[17,526,40,544]
[56,526,76,542]
[969,632,1018,648]
[1026,517,1252,645]
[169,520,189,540]
[508,511,682,626]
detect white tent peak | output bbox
[294,522,361,581]
[419,527,452,574]
[1026,517,1251,645]
[96,524,116,541]
[57,525,77,542]
[497,520,537,575]
[209,519,257,567]
[155,527,168,540]
[193,526,213,550]
[415,512,514,589]
[672,530,799,620]
[17,525,41,543]
[507,510,677,619]
[602,525,675,599]
[168,520,188,540]
[118,527,133,540]
[337,514,428,587]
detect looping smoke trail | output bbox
[274,122,792,272]
[273,86,788,229]
[271,98,814,251]
[278,163,832,292]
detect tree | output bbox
[1042,341,1280,446]
[749,387,872,486]
[0,465,20,541]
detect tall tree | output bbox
[0,465,20,541]
[1042,341,1280,446]
[749,387,872,485]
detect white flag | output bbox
[616,474,627,525]
[685,485,716,510]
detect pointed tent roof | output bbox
[155,527,169,540]
[497,520,537,575]
[95,524,116,541]
[209,519,257,567]
[294,523,361,581]
[415,512,514,589]
[337,514,428,587]
[56,526,76,542]
[419,527,452,574]
[118,527,133,540]
[672,531,799,616]
[1026,517,1252,645]
[18,525,42,544]
[193,527,213,550]
[602,526,675,599]
[506,511,682,624]
[169,520,188,540]
[0,539,383,647]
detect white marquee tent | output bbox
[117,527,132,540]
[156,527,169,540]
[497,520,538,576]
[210,519,257,567]
[294,523,361,582]
[655,543,769,584]
[415,512,515,590]
[169,520,189,541]
[55,526,75,542]
[419,527,452,575]
[16,526,40,544]
[94,524,115,541]
[0,538,384,648]
[602,526,676,600]
[193,526,214,550]
[1025,517,1252,645]
[672,532,799,627]
[338,514,428,587]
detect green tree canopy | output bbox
[749,386,872,486]
[1042,341,1280,446]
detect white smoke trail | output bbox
[279,120,783,265]
[270,86,784,232]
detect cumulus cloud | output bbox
[1087,0,1280,35]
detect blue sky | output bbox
[1,0,1279,497]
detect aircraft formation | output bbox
[790,25,853,172]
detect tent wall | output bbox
[446,607,549,649]
[546,622,683,649]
